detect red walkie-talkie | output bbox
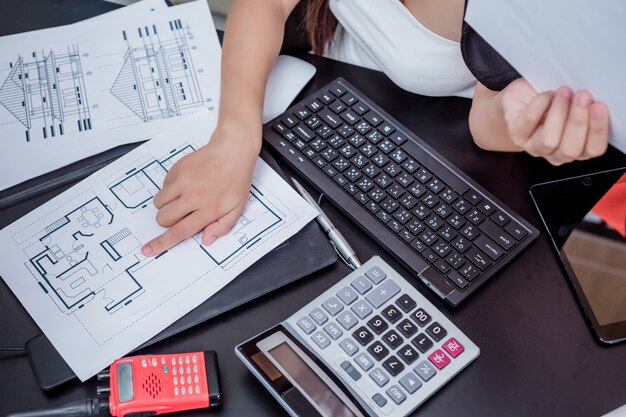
[7,351,222,417]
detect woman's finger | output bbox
[201,198,248,246]
[526,87,571,156]
[554,90,591,162]
[582,102,609,159]
[142,210,210,257]
[509,91,554,147]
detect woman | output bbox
[141,0,609,257]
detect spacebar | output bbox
[402,141,470,195]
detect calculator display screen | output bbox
[117,362,134,402]
[268,342,357,417]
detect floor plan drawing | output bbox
[108,144,193,211]
[0,45,92,142]
[196,185,285,266]
[26,197,148,317]
[110,19,205,123]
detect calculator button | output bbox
[367,341,389,361]
[181,387,187,396]
[414,360,437,382]
[187,375,192,384]
[351,276,373,294]
[382,356,404,376]
[174,387,179,396]
[192,356,197,364]
[395,294,416,312]
[411,333,433,353]
[353,326,374,346]
[309,308,329,325]
[171,358,176,366]
[411,308,432,327]
[365,279,400,308]
[369,368,390,387]
[297,317,316,334]
[323,322,344,340]
[336,286,358,305]
[179,367,184,375]
[173,378,178,385]
[340,338,359,356]
[367,315,389,334]
[428,349,451,370]
[381,330,403,349]
[178,357,183,365]
[193,365,198,373]
[372,393,387,407]
[322,297,344,316]
[386,385,406,404]
[398,345,419,365]
[381,305,402,323]
[311,331,331,349]
[151,358,157,367]
[340,361,362,381]
[186,366,191,374]
[355,352,374,371]
[397,319,418,337]
[337,310,359,330]
[351,299,373,319]
[399,373,422,394]
[185,357,190,365]
[173,367,177,375]
[195,385,201,394]
[194,375,199,383]
[426,322,447,341]
[365,266,387,284]
[442,337,465,358]
[161,357,166,365]
[141,359,148,368]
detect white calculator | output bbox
[236,256,479,417]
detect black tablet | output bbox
[530,167,626,344]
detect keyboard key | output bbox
[337,310,359,330]
[464,190,483,205]
[461,224,479,240]
[341,92,358,106]
[309,308,328,325]
[459,263,480,281]
[398,345,419,365]
[442,337,465,358]
[447,214,465,230]
[381,304,402,323]
[311,331,330,349]
[397,319,418,337]
[317,91,334,104]
[353,326,374,346]
[365,266,387,284]
[466,247,493,270]
[399,372,422,394]
[366,280,400,308]
[322,297,344,316]
[491,210,510,226]
[352,102,369,115]
[351,299,373,319]
[367,341,390,361]
[364,111,383,126]
[367,315,389,334]
[395,294,416,312]
[372,393,387,407]
[323,322,343,340]
[294,125,314,142]
[336,286,358,305]
[454,199,471,214]
[504,221,529,241]
[340,338,360,356]
[411,308,432,327]
[477,201,496,216]
[294,106,311,120]
[466,209,485,225]
[428,349,451,370]
[382,356,404,376]
[446,252,465,269]
[369,368,390,387]
[402,158,419,173]
[329,84,347,97]
[426,322,447,341]
[479,220,516,250]
[297,317,316,334]
[414,360,437,382]
[411,333,433,353]
[448,271,469,289]
[381,330,403,349]
[355,352,375,371]
[386,385,406,404]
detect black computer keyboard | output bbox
[264,78,538,305]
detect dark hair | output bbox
[304,0,338,55]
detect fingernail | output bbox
[141,244,154,257]
[203,235,217,246]
[557,87,572,98]
[576,92,592,107]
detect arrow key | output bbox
[399,372,422,394]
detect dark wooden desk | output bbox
[1,1,626,416]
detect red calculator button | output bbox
[442,337,465,358]
[428,349,451,370]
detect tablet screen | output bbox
[562,172,626,326]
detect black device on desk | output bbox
[530,167,626,344]
[264,77,539,305]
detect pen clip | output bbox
[329,239,356,271]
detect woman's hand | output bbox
[141,124,260,257]
[501,78,609,165]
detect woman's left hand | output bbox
[501,78,610,165]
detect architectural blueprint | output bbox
[0,113,317,381]
[0,0,220,190]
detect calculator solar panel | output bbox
[263,78,539,305]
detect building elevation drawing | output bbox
[110,19,204,122]
[0,45,92,142]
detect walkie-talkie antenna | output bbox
[6,397,110,417]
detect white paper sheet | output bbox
[0,109,317,381]
[465,0,626,155]
[0,0,220,190]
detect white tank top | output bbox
[325,0,476,98]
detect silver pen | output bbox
[292,178,362,270]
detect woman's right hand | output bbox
[141,123,261,257]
